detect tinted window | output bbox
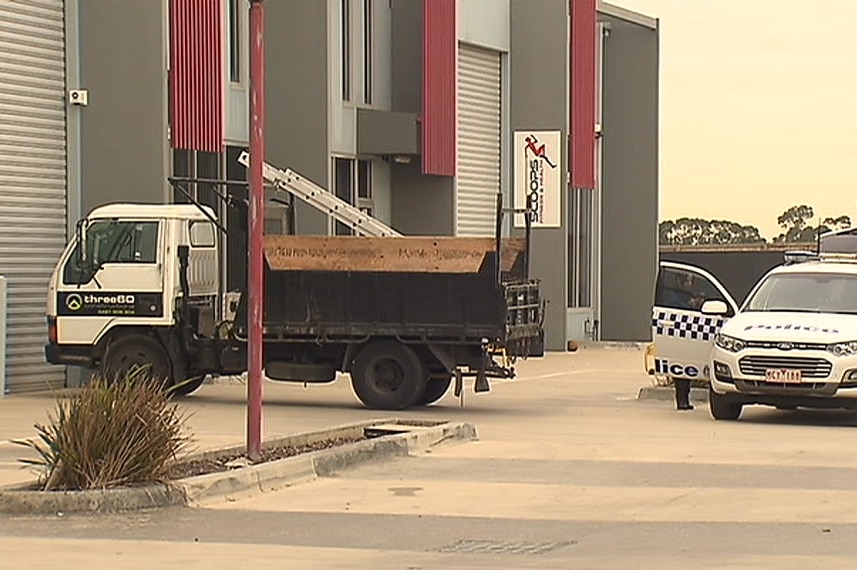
[656,266,733,315]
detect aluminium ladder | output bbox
[238,151,402,238]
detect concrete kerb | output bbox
[0,418,478,515]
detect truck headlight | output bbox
[715,333,745,353]
[828,341,857,357]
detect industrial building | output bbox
[0,0,658,393]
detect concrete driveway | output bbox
[4,347,857,569]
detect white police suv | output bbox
[708,254,857,419]
[650,253,857,421]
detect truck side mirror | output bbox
[75,219,88,267]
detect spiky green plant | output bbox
[15,366,193,491]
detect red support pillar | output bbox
[247,0,265,461]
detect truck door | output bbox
[57,219,165,344]
[650,261,738,382]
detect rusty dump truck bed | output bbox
[234,236,543,357]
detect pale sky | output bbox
[613,0,857,240]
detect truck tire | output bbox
[415,375,452,406]
[102,334,172,386]
[709,385,742,421]
[351,341,427,410]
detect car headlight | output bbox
[715,333,745,353]
[828,341,857,357]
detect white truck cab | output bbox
[46,203,221,393]
[651,254,857,420]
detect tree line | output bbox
[659,205,852,246]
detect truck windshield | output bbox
[744,272,857,314]
[62,220,159,285]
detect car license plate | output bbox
[765,368,802,383]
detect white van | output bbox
[650,254,857,421]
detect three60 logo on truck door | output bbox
[57,292,163,317]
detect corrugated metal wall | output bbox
[169,0,224,153]
[571,0,596,190]
[0,0,68,392]
[421,0,457,177]
[456,43,501,237]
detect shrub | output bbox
[16,366,193,491]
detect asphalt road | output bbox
[4,348,857,569]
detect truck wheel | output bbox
[102,334,172,387]
[415,375,452,406]
[351,341,427,410]
[709,385,742,421]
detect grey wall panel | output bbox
[266,0,329,235]
[357,109,419,155]
[459,0,510,51]
[391,162,454,236]
[390,0,422,115]
[510,0,569,351]
[599,16,659,341]
[78,0,167,216]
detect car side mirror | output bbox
[701,300,728,315]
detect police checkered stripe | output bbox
[652,311,725,342]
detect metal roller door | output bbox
[0,0,68,392]
[456,43,501,237]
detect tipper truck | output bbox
[45,157,545,410]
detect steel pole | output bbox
[247,0,265,461]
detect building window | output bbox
[225,145,248,290]
[172,148,194,203]
[229,0,241,83]
[332,157,374,235]
[357,159,372,200]
[171,149,221,214]
[568,187,593,308]
[362,0,373,105]
[334,157,354,235]
[341,0,352,101]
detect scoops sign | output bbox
[514,131,561,228]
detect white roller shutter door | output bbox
[456,43,501,237]
[0,0,68,392]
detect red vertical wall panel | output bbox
[170,0,224,153]
[571,0,596,189]
[422,0,457,176]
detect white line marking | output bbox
[494,369,599,383]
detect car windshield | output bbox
[744,272,857,314]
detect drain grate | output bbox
[434,539,576,555]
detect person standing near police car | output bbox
[665,272,705,411]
